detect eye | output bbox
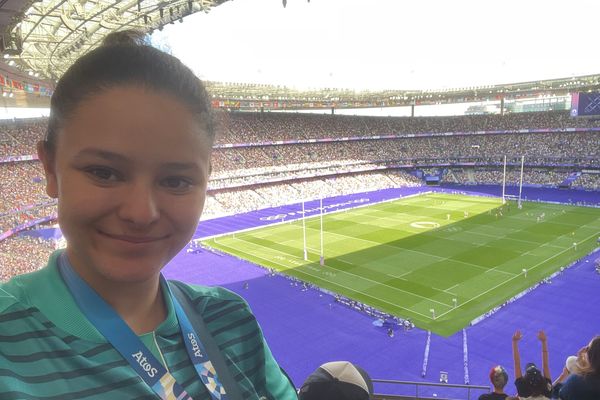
[161,176,193,192]
[84,166,121,182]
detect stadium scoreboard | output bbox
[570,92,600,117]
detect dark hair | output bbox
[583,335,600,376]
[45,30,214,153]
[525,367,550,396]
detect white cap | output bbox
[566,356,581,374]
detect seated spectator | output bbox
[479,365,510,399]
[298,361,373,400]
[512,330,552,399]
[554,346,588,389]
[558,335,600,400]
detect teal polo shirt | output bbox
[0,250,297,399]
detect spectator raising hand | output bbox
[512,330,552,399]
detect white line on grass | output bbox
[212,238,437,320]
[463,230,564,249]
[230,235,455,310]
[505,214,597,229]
[433,287,457,297]
[282,237,421,280]
[393,269,416,279]
[305,226,516,278]
[435,230,600,320]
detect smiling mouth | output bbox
[98,230,167,243]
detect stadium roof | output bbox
[0,0,599,109]
[0,0,230,80]
[205,74,600,110]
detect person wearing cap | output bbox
[512,330,552,399]
[552,347,588,391]
[551,356,580,397]
[479,365,510,399]
[298,361,374,400]
[558,335,600,400]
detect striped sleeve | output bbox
[179,284,298,400]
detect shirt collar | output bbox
[25,249,179,342]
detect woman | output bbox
[0,31,297,399]
[559,336,600,400]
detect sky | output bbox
[153,0,600,92]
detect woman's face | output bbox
[39,86,211,284]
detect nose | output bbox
[117,181,160,228]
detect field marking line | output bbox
[393,269,417,279]
[504,213,599,229]
[211,238,436,320]
[435,229,600,320]
[336,258,356,267]
[336,204,493,228]
[432,287,457,297]
[281,237,421,280]
[304,225,516,278]
[463,230,564,250]
[229,235,455,310]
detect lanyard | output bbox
[58,253,228,400]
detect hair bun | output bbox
[101,30,149,47]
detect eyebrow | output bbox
[73,148,129,163]
[73,148,202,172]
[161,162,202,172]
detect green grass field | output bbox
[203,193,600,336]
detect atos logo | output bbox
[188,333,203,358]
[132,351,158,378]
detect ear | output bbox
[37,141,58,199]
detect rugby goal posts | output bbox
[501,155,525,208]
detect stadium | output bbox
[1,1,600,399]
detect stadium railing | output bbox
[372,379,490,400]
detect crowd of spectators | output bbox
[211,131,599,171]
[0,235,55,282]
[204,171,421,218]
[1,111,598,281]
[0,115,599,399]
[0,120,46,156]
[444,169,572,187]
[574,173,600,191]
[478,331,600,400]
[0,203,57,233]
[0,161,48,212]
[216,110,600,143]
[208,160,375,189]
[2,113,598,166]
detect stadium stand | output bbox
[216,110,600,143]
[1,110,599,399]
[0,235,55,281]
[1,111,599,282]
